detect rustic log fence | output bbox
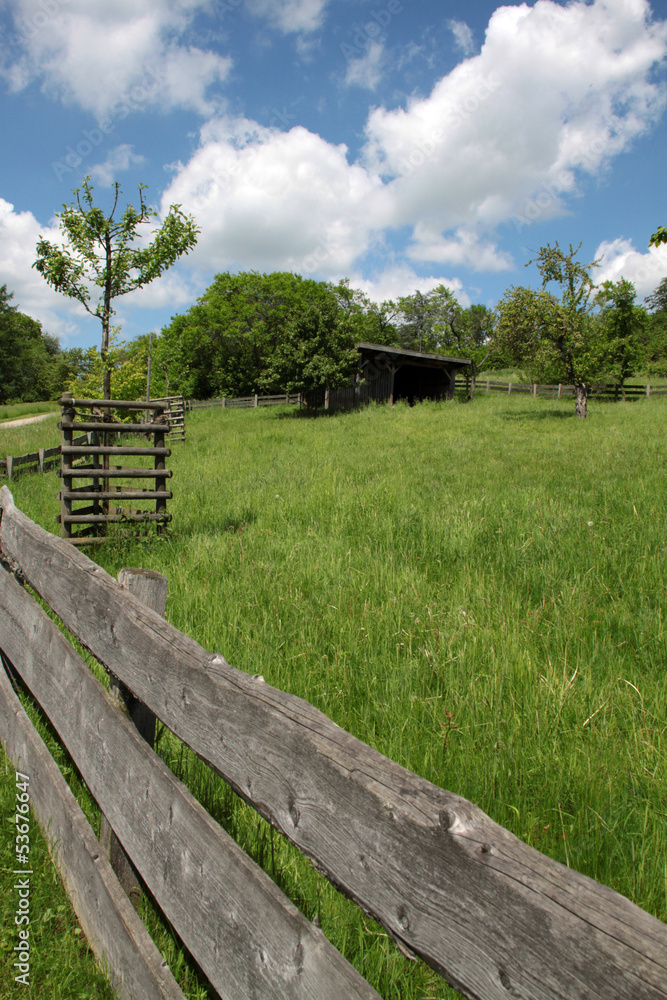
[0,433,93,481]
[0,487,665,1000]
[188,392,302,411]
[456,377,667,399]
[58,394,172,545]
[150,395,186,442]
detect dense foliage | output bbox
[0,285,61,404]
[5,250,667,408]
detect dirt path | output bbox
[0,412,58,430]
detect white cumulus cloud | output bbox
[594,237,667,299]
[343,41,385,91]
[160,117,388,277]
[90,145,147,187]
[2,0,232,117]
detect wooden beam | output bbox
[0,653,185,1000]
[0,562,381,1000]
[99,568,169,909]
[1,486,666,1000]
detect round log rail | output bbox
[62,446,172,457]
[66,398,167,410]
[59,491,174,501]
[60,421,166,433]
[59,468,173,478]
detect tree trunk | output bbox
[575,383,588,418]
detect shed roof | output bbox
[356,343,472,368]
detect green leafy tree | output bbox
[159,271,359,400]
[258,296,358,401]
[644,276,667,377]
[649,226,667,247]
[0,285,61,403]
[396,286,462,353]
[33,177,198,399]
[494,285,565,382]
[594,279,646,394]
[527,242,601,417]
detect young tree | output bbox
[527,242,600,417]
[33,178,198,399]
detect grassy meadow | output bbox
[1,392,666,999]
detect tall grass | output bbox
[2,393,666,998]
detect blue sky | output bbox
[1,0,666,349]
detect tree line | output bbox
[3,247,667,416]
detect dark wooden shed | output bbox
[326,343,473,409]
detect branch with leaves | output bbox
[34,177,198,398]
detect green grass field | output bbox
[1,393,666,999]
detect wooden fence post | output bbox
[647,383,651,398]
[99,568,168,910]
[324,388,330,410]
[508,382,512,396]
[254,393,258,408]
[558,383,562,398]
[5,456,12,481]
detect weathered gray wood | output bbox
[61,421,163,433]
[0,653,185,1000]
[58,467,173,479]
[60,490,174,501]
[60,513,172,524]
[62,446,171,456]
[100,567,169,909]
[0,561,381,1000]
[62,396,166,411]
[1,487,665,1000]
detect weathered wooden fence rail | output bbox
[0,433,91,481]
[456,377,667,398]
[0,487,666,1000]
[188,392,302,410]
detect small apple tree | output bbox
[34,177,198,399]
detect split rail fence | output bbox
[459,378,667,399]
[188,393,302,411]
[1,487,666,1000]
[1,432,90,481]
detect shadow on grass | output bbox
[499,408,574,422]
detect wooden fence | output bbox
[188,393,302,411]
[59,394,172,545]
[150,395,186,442]
[0,487,665,1000]
[459,378,667,399]
[1,435,90,481]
